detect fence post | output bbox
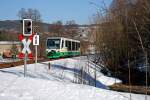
[48,62,51,70]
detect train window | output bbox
[72,42,75,51]
[76,43,80,50]
[77,43,78,50]
[65,41,69,50]
[65,41,68,47]
[61,40,64,48]
[47,39,60,49]
[75,42,77,50]
[68,41,71,51]
[75,42,78,50]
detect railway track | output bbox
[0,57,71,69]
[0,60,35,69]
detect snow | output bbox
[0,57,149,100]
[49,57,121,86]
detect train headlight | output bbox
[47,50,56,56]
[51,50,56,53]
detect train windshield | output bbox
[47,39,60,49]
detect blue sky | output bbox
[0,0,112,24]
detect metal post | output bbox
[81,66,83,84]
[24,52,27,77]
[34,45,37,72]
[128,58,132,100]
[48,62,51,70]
[35,45,37,64]
[35,33,38,72]
[145,52,148,100]
[94,64,97,87]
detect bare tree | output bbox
[91,0,150,87]
[17,8,27,20]
[65,20,78,38]
[49,21,64,37]
[17,8,41,22]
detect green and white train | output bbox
[46,37,80,58]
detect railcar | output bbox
[46,37,80,58]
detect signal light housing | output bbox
[23,19,32,36]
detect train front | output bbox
[46,38,61,58]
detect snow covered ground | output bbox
[0,57,149,100]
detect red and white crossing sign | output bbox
[18,34,34,59]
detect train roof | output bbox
[47,37,80,42]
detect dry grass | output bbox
[109,83,150,95]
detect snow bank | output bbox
[0,74,149,100]
[50,57,121,86]
[0,57,149,100]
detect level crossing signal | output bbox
[23,19,32,36]
[18,34,34,59]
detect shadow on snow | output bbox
[51,64,108,89]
